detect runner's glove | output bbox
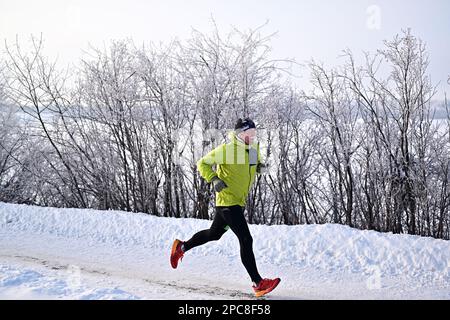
[257,163,268,174]
[211,176,227,192]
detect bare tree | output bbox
[304,61,359,227]
[4,36,87,207]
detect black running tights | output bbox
[183,205,262,284]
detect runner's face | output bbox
[238,128,257,145]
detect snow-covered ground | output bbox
[0,202,449,300]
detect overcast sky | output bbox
[1,0,449,97]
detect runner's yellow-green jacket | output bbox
[197,131,261,207]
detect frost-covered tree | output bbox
[0,29,448,239]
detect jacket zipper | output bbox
[247,149,251,192]
[248,163,251,192]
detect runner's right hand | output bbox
[211,177,227,192]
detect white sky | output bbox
[1,0,449,97]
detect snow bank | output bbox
[1,202,449,283]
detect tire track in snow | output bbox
[0,253,266,300]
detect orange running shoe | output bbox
[252,278,281,297]
[170,239,185,269]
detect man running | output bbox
[170,118,280,298]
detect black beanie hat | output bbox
[235,118,256,133]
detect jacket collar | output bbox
[228,131,257,150]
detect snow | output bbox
[0,202,449,300]
[0,265,138,300]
